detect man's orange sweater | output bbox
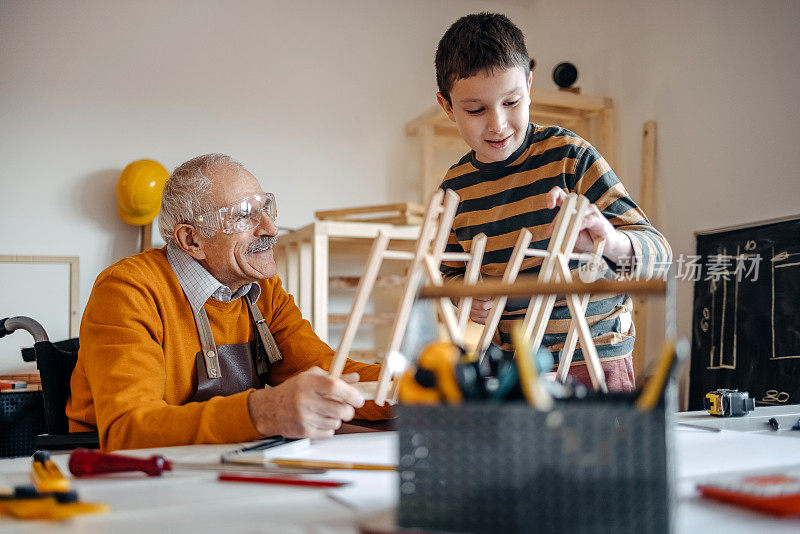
[67,248,389,451]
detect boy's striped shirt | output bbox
[439,123,672,361]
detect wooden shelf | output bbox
[315,202,425,226]
[0,372,41,387]
[274,220,420,343]
[328,313,395,326]
[329,275,404,289]
[345,349,382,364]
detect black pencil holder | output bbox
[397,391,675,534]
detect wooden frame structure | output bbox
[327,191,623,399]
[0,255,80,337]
[419,277,668,391]
[328,189,487,405]
[0,255,79,387]
[471,193,609,392]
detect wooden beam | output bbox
[532,89,610,111]
[632,121,657,380]
[404,106,446,135]
[328,312,396,325]
[140,223,152,252]
[420,278,666,299]
[639,121,658,220]
[433,135,469,153]
[420,124,436,202]
[315,202,424,221]
[329,275,404,289]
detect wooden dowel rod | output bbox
[382,250,415,261]
[440,252,472,261]
[140,223,152,252]
[419,278,666,299]
[524,249,595,261]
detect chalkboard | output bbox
[689,216,800,410]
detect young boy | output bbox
[434,13,671,391]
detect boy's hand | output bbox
[469,297,494,324]
[546,187,633,264]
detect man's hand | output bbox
[469,297,494,325]
[546,187,632,264]
[247,367,365,439]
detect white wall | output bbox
[0,0,530,362]
[2,0,798,375]
[522,0,800,366]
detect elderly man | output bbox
[67,154,389,450]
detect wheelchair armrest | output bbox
[35,431,100,451]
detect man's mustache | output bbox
[246,235,278,254]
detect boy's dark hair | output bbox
[435,12,530,103]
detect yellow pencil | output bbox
[512,323,554,411]
[636,340,678,411]
[270,459,396,471]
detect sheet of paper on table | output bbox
[675,427,800,498]
[297,432,399,514]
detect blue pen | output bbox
[221,436,311,465]
[236,436,291,453]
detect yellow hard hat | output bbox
[116,159,169,226]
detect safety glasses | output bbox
[195,192,277,235]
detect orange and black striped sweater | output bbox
[440,123,671,364]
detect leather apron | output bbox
[189,292,283,403]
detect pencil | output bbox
[512,323,554,411]
[270,459,396,471]
[218,473,348,487]
[636,340,681,411]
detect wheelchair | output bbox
[0,316,99,457]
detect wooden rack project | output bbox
[328,189,487,406]
[420,276,668,389]
[326,191,644,399]
[471,193,609,392]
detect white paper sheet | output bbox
[675,427,800,481]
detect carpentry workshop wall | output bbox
[0,0,531,335]
[524,0,800,370]
[1,0,797,383]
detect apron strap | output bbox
[194,307,222,379]
[246,293,284,371]
[192,289,284,380]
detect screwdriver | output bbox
[31,450,71,494]
[68,448,324,477]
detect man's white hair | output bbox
[158,153,247,244]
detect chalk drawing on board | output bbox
[690,215,800,411]
[705,246,735,370]
[771,247,800,360]
[761,389,790,405]
[704,244,765,371]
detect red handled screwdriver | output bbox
[68,449,324,477]
[69,449,169,477]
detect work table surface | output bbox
[1,407,799,533]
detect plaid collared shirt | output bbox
[166,243,261,315]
